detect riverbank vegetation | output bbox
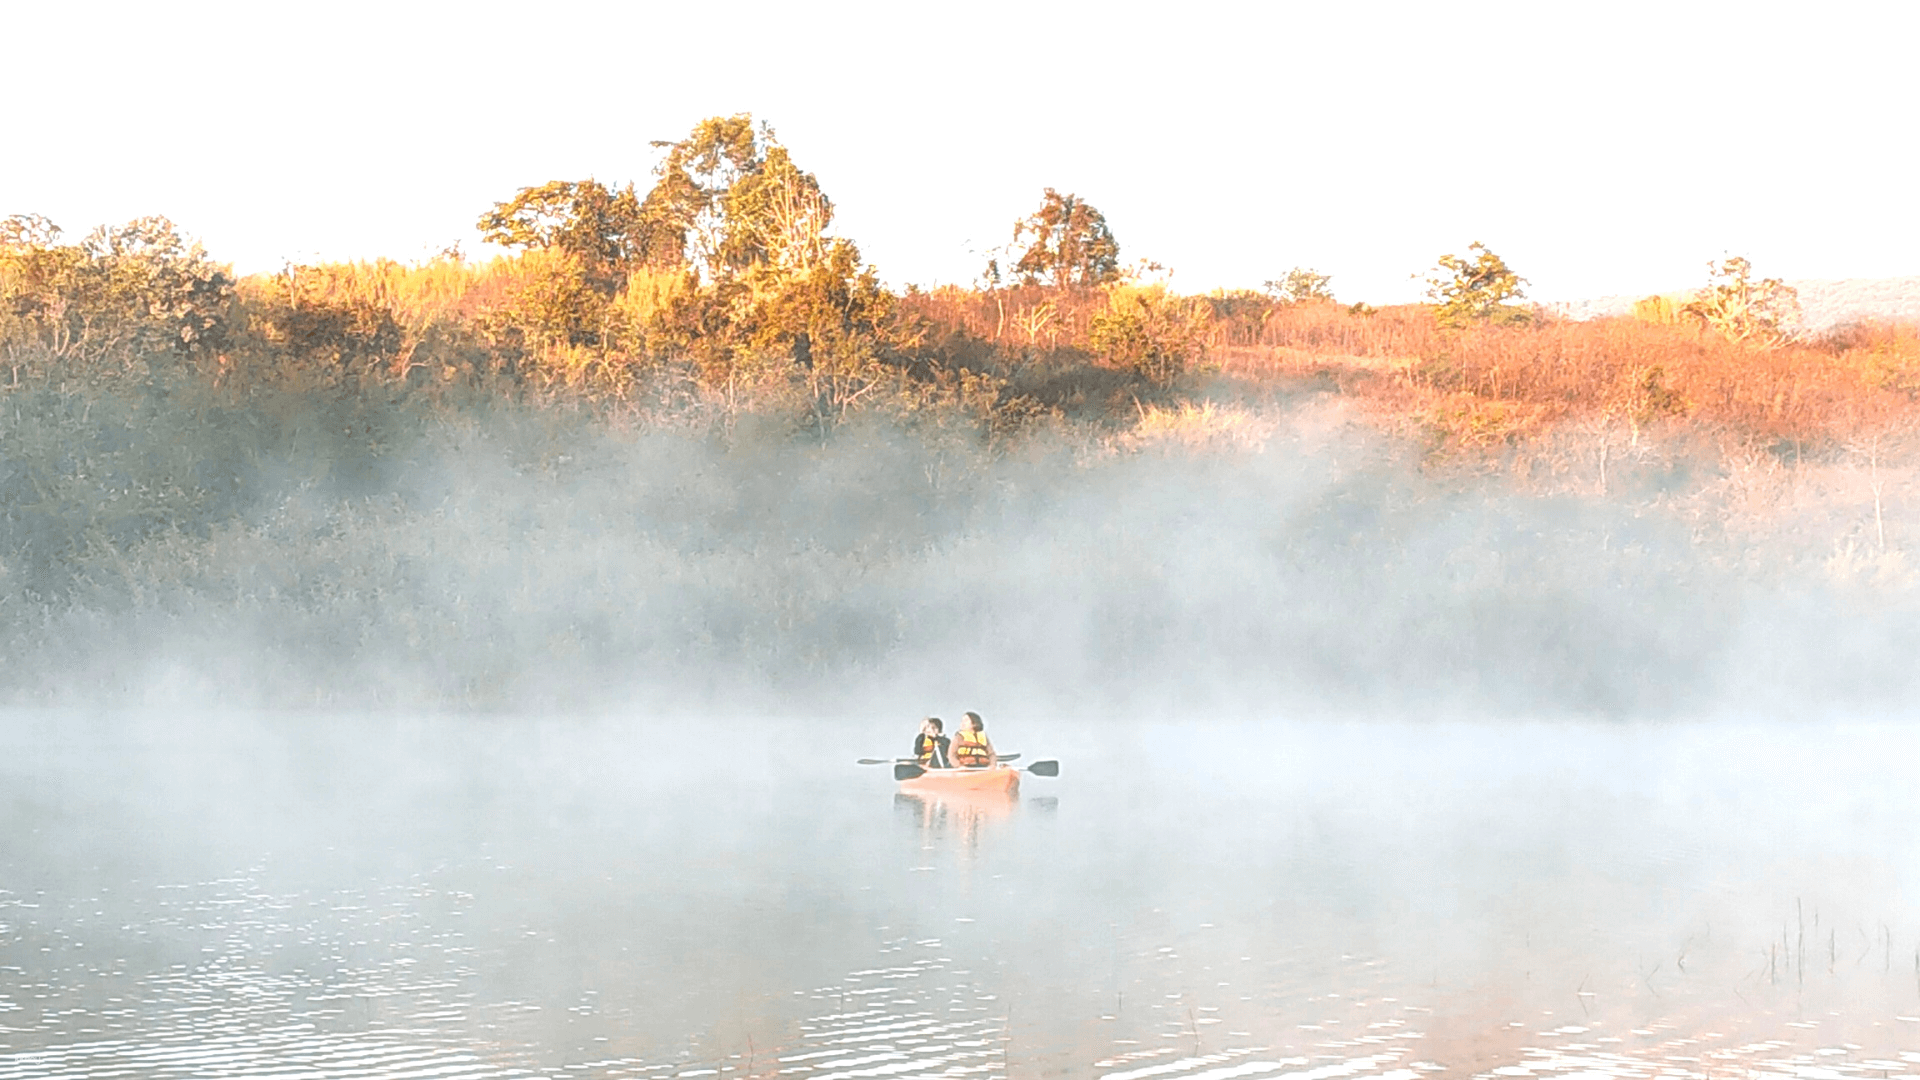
[3,114,1917,712]
[5,114,1915,456]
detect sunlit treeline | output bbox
[3,114,1920,709]
[3,113,1916,454]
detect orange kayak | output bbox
[898,765,1020,795]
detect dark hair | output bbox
[925,716,943,731]
[964,711,982,730]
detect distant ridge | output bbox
[1550,275,1920,330]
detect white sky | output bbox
[8,1,1916,303]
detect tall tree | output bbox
[476,179,641,292]
[628,114,895,416]
[1008,189,1121,288]
[637,115,834,280]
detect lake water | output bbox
[5,714,1920,1080]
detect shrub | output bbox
[1425,242,1529,328]
[1681,256,1800,345]
[1,214,233,376]
[1087,284,1205,387]
[1263,267,1335,304]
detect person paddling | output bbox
[913,717,951,769]
[951,711,997,768]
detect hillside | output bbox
[1552,275,1920,330]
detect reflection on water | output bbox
[897,789,1019,853]
[5,716,1920,1080]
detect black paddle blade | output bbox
[1027,760,1059,777]
[894,762,927,781]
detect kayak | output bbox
[898,765,1020,795]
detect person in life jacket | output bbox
[914,717,951,769]
[951,711,997,768]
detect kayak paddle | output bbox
[893,760,1058,781]
[859,752,1020,766]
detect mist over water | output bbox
[6,715,1920,1080]
[7,387,1920,1077]
[3,387,1915,717]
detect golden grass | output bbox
[1121,399,1270,451]
[235,255,517,327]
[202,266,1920,454]
[898,283,1920,459]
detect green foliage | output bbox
[634,117,890,425]
[2,117,1283,456]
[496,249,616,354]
[1,214,233,373]
[640,237,901,432]
[1009,189,1121,288]
[221,257,507,400]
[761,244,904,437]
[474,185,628,355]
[468,114,865,417]
[1681,256,1800,345]
[1424,242,1529,328]
[722,143,834,275]
[1263,267,1335,304]
[1087,285,1204,387]
[636,115,834,282]
[476,179,642,293]
[242,263,406,390]
[0,376,398,603]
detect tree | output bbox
[723,143,833,274]
[246,260,407,391]
[471,115,898,422]
[750,242,901,438]
[476,181,641,351]
[0,213,61,248]
[626,115,897,417]
[1,214,86,356]
[476,179,642,292]
[1681,256,1799,345]
[82,217,235,353]
[1008,189,1121,288]
[1,214,232,366]
[1424,242,1528,327]
[1263,267,1334,304]
[635,114,834,281]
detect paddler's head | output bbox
[963,711,983,732]
[922,716,943,735]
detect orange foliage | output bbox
[1224,308,1920,447]
[904,285,1920,450]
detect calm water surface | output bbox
[4,714,1920,1080]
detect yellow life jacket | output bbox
[953,729,990,766]
[915,733,946,767]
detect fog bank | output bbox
[2,384,1914,719]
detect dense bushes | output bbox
[7,113,1915,457]
[5,113,1920,712]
